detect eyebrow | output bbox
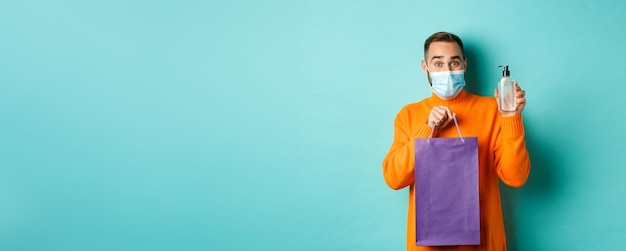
[430,55,463,61]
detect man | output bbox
[382,31,530,251]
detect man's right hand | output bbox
[427,106,455,129]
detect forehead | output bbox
[426,41,463,60]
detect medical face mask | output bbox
[427,67,466,100]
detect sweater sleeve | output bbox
[382,108,433,190]
[494,114,531,187]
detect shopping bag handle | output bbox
[427,115,464,143]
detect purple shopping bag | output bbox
[413,116,480,246]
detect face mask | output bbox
[427,67,466,100]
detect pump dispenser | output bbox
[497,65,516,112]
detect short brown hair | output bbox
[424,31,464,59]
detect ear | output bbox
[421,60,428,76]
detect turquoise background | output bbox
[1,0,625,250]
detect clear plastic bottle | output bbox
[498,65,516,112]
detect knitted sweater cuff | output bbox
[501,114,525,137]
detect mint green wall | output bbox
[2,1,625,250]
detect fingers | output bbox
[514,81,526,110]
[428,106,455,128]
[442,106,454,120]
[432,106,449,121]
[516,93,526,111]
[440,106,454,128]
[514,81,526,98]
[428,108,445,127]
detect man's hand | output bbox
[494,81,527,116]
[427,106,455,129]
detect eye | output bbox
[451,62,460,66]
[434,62,443,67]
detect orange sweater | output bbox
[383,90,530,251]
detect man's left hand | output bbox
[494,81,526,116]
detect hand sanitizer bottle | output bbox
[498,65,516,112]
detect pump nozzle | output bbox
[499,65,510,77]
